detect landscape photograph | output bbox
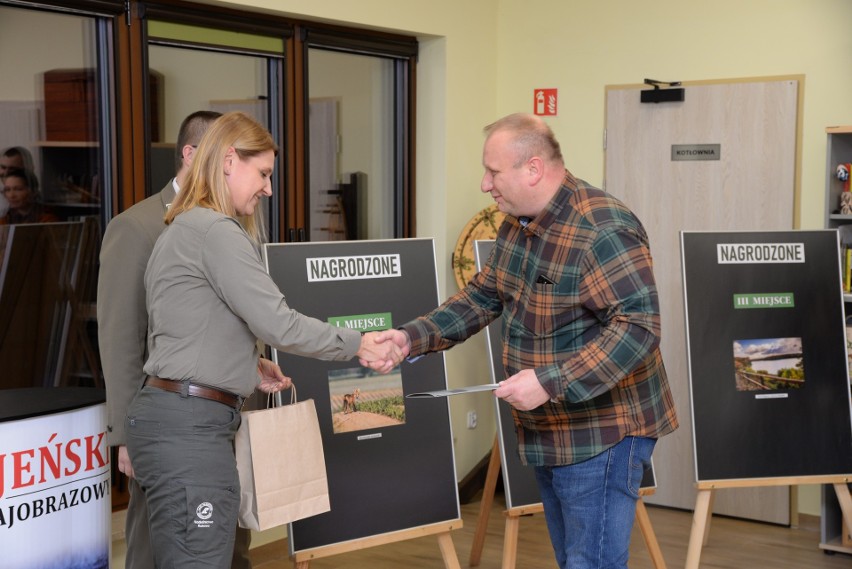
[327,365,406,434]
[732,337,805,391]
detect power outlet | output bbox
[466,410,477,429]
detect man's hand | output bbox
[257,357,292,394]
[357,330,407,374]
[494,369,550,411]
[117,445,135,479]
[376,329,412,357]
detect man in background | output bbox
[98,110,261,569]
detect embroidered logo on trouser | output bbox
[194,502,214,528]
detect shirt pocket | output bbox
[520,281,578,338]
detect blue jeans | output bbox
[534,436,656,569]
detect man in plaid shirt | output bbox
[372,113,678,569]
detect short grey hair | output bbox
[484,113,563,167]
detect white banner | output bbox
[1,403,110,568]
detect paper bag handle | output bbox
[270,384,297,408]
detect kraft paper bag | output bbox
[235,389,330,531]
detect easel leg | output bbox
[635,498,667,569]
[437,531,462,569]
[293,560,309,569]
[833,482,852,542]
[469,436,501,566]
[702,491,715,546]
[685,489,714,569]
[501,514,521,569]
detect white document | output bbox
[406,384,498,398]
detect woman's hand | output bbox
[256,356,292,393]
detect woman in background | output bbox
[126,111,401,568]
[0,146,35,218]
[1,167,57,224]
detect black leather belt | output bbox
[144,376,243,410]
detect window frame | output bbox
[134,1,418,241]
[2,0,419,235]
[297,25,418,239]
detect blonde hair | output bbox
[165,111,278,243]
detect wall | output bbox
[493,0,852,229]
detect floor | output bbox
[111,495,852,568]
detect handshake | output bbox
[355,329,412,374]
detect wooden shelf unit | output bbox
[822,125,852,556]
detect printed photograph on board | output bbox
[328,366,406,433]
[733,337,805,391]
[845,319,852,377]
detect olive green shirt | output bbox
[144,207,360,397]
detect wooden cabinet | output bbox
[44,68,98,142]
[43,68,162,142]
[40,69,102,220]
[820,126,852,555]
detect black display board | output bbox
[0,222,85,389]
[264,239,459,553]
[474,240,655,510]
[473,240,541,509]
[681,230,852,481]
[0,387,105,422]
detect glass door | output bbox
[307,49,396,241]
[0,3,113,389]
[297,27,417,242]
[146,21,283,240]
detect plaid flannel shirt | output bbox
[401,172,678,466]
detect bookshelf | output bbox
[821,125,852,554]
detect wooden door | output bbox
[604,77,800,523]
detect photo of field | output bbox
[733,337,805,391]
[328,366,405,434]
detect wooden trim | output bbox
[128,2,147,206]
[300,26,417,59]
[792,75,805,229]
[697,475,851,489]
[9,0,124,15]
[140,0,294,38]
[291,27,308,238]
[291,519,462,562]
[114,9,135,214]
[283,33,299,240]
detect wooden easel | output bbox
[470,437,668,569]
[685,475,852,569]
[291,518,463,569]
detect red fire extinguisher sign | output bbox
[534,89,557,116]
